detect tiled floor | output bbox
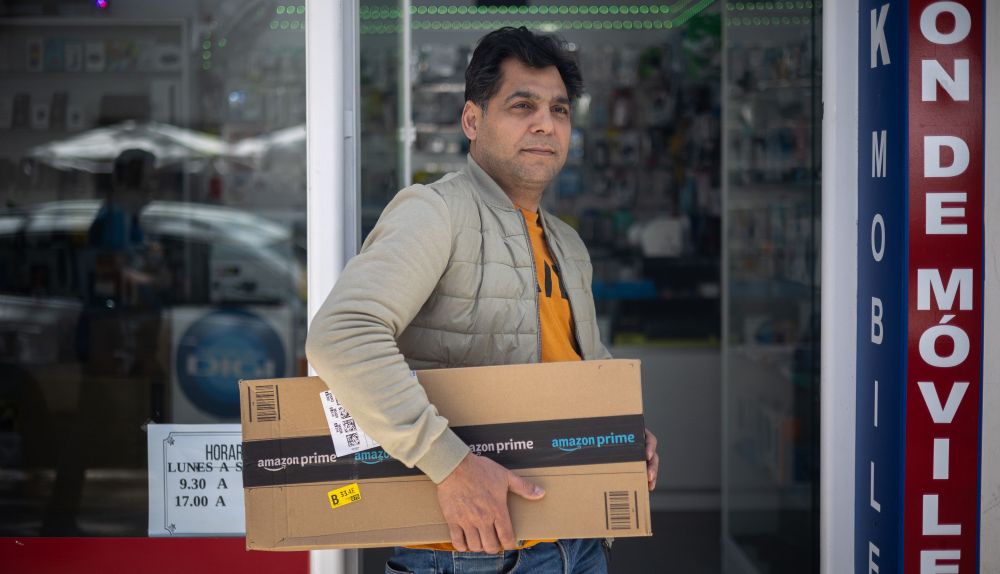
[360,511,721,574]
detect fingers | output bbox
[462,526,485,553]
[451,515,513,554]
[648,452,660,491]
[437,457,542,554]
[494,505,517,550]
[448,523,468,552]
[479,524,503,554]
[645,428,657,462]
[645,429,659,491]
[507,472,545,500]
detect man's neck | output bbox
[507,191,541,213]
[470,150,544,212]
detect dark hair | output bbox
[112,148,156,190]
[465,27,583,110]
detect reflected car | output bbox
[0,200,306,468]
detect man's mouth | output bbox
[522,147,557,156]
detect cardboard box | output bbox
[239,359,651,550]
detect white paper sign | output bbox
[147,424,245,536]
[319,390,380,457]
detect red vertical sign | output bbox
[906,1,984,572]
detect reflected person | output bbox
[45,149,168,534]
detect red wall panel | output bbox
[0,538,309,574]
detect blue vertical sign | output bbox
[857,1,987,572]
[856,1,907,572]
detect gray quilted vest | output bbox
[397,156,609,369]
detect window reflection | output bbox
[0,1,306,536]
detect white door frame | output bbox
[305,0,360,573]
[819,3,858,574]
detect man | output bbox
[305,27,659,574]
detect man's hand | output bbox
[645,428,660,491]
[436,452,545,553]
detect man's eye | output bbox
[513,102,531,109]
[553,106,570,115]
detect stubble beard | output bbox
[510,156,562,189]
[474,140,564,198]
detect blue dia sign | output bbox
[175,309,286,417]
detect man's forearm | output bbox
[304,185,470,483]
[305,304,469,483]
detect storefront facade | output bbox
[0,1,992,573]
[823,2,1000,573]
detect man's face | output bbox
[464,58,572,194]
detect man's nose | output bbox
[531,109,555,134]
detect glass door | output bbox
[721,2,822,573]
[358,0,406,240]
[357,1,726,573]
[0,1,309,570]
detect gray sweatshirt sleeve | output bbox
[304,184,470,484]
[594,337,614,360]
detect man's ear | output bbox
[461,101,481,141]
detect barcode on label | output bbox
[605,490,635,531]
[254,385,279,422]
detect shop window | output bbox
[0,0,307,538]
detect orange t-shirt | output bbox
[410,207,580,552]
[520,207,582,363]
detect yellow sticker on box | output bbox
[328,483,362,509]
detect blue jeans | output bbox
[385,539,609,574]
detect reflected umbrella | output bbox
[228,124,305,167]
[28,120,229,173]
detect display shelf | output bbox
[0,127,81,134]
[722,4,821,570]
[0,18,189,147]
[729,278,814,298]
[0,17,182,27]
[0,70,182,77]
[412,81,464,93]
[411,151,464,172]
[413,123,462,133]
[733,78,814,92]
